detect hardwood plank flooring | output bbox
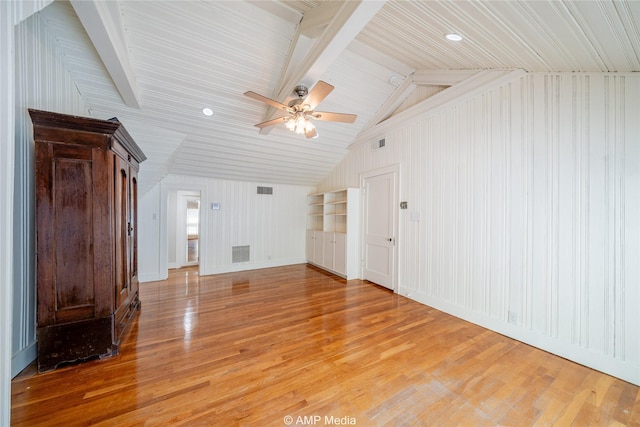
[11,264,640,426]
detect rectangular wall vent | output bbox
[257,186,273,195]
[232,245,250,263]
[372,138,386,150]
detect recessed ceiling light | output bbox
[445,33,463,41]
[202,107,214,116]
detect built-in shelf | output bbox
[306,188,360,279]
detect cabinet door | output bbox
[312,230,324,265]
[333,233,346,276]
[114,155,136,336]
[129,167,139,297]
[323,232,334,270]
[306,229,315,261]
[36,143,103,326]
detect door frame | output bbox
[179,192,200,267]
[359,164,400,292]
[160,183,206,279]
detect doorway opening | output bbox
[168,190,200,269]
[185,198,200,265]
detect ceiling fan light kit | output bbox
[244,80,357,139]
[285,112,316,135]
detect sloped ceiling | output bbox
[33,0,640,194]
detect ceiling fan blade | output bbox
[311,111,357,123]
[253,116,287,129]
[305,128,318,139]
[304,80,334,110]
[244,91,290,111]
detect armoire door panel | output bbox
[53,157,94,317]
[91,148,115,318]
[130,174,138,284]
[114,155,139,340]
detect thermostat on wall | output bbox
[211,202,221,210]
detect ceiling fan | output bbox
[244,80,357,139]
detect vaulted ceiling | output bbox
[34,0,640,194]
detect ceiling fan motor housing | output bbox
[294,84,308,98]
[288,97,308,111]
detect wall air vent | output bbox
[372,138,386,150]
[257,186,273,195]
[232,245,250,263]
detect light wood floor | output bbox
[11,264,640,426]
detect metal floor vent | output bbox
[257,186,273,195]
[232,245,250,263]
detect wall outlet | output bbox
[508,311,518,324]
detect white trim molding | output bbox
[1,4,17,423]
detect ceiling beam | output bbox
[260,0,386,134]
[70,0,140,108]
[353,69,527,147]
[365,73,416,127]
[366,70,484,127]
[284,0,386,93]
[299,2,343,39]
[246,1,302,24]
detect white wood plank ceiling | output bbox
[32,0,640,193]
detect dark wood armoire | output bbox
[30,109,147,372]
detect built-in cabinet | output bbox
[306,188,360,279]
[31,109,146,372]
[306,229,324,266]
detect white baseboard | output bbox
[398,286,640,386]
[139,272,167,283]
[11,341,36,378]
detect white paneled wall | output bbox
[319,73,640,385]
[139,174,312,282]
[12,6,90,377]
[138,185,162,282]
[1,3,16,422]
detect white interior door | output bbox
[362,167,398,290]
